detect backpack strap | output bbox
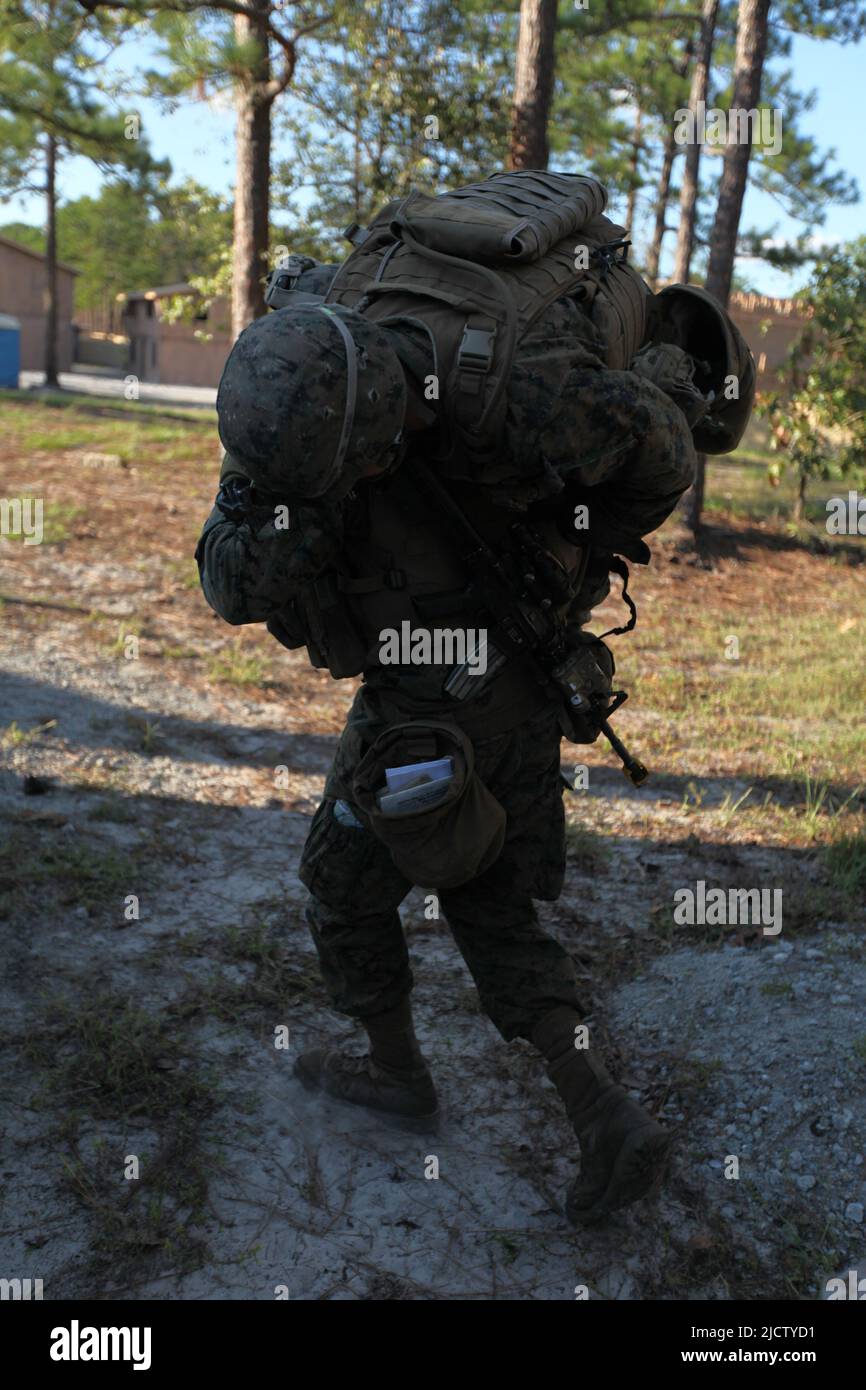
[599,556,638,638]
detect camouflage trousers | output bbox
[298,690,581,1042]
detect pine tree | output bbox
[0,0,166,382]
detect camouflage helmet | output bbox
[647,284,756,454]
[216,303,407,502]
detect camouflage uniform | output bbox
[299,690,577,1041]
[197,293,696,1044]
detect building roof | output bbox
[0,232,79,275]
[119,283,198,302]
[729,290,810,319]
[656,280,808,321]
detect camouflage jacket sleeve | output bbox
[195,459,344,625]
[538,365,697,544]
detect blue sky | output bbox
[3,24,863,298]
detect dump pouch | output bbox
[289,571,367,678]
[351,721,507,889]
[266,600,309,652]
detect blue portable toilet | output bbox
[0,314,21,387]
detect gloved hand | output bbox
[631,342,713,428]
[555,484,651,564]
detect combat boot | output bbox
[532,1007,671,1226]
[294,997,439,1133]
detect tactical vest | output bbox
[323,170,651,477]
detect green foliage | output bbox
[1,177,232,312]
[761,238,866,502]
[780,0,866,43]
[824,832,866,905]
[553,0,698,210]
[0,0,168,185]
[274,0,514,254]
[0,217,43,251]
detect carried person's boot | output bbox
[532,1006,671,1226]
[294,997,439,1133]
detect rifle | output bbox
[408,458,649,787]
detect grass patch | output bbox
[0,498,86,544]
[58,1136,211,1279]
[760,980,795,999]
[0,393,215,473]
[704,418,866,530]
[161,644,199,660]
[703,457,851,528]
[0,717,56,748]
[654,1188,843,1300]
[165,909,327,1025]
[627,594,866,783]
[124,715,164,755]
[87,798,139,824]
[824,831,866,906]
[165,556,202,591]
[105,621,143,658]
[0,829,138,920]
[0,389,213,427]
[633,610,864,727]
[206,648,270,687]
[27,991,210,1120]
[22,988,219,1286]
[564,815,611,873]
[647,901,679,944]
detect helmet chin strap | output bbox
[318,306,359,485]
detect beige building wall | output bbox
[158,309,233,388]
[727,292,809,390]
[122,292,232,387]
[0,236,77,372]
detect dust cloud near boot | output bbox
[532,1006,671,1226]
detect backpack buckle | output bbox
[343,222,369,247]
[265,255,316,308]
[458,323,496,372]
[457,321,497,398]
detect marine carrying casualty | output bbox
[324,170,651,476]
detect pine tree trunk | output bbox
[685,450,707,533]
[232,0,272,339]
[626,105,643,231]
[672,0,720,284]
[353,99,362,222]
[703,0,771,306]
[44,130,59,388]
[687,0,771,538]
[792,468,807,522]
[645,126,676,290]
[509,0,558,170]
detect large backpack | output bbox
[321,170,651,476]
